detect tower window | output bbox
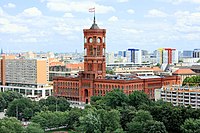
[89,45,93,55]
[97,37,101,43]
[97,46,101,56]
[88,63,92,71]
[98,64,102,71]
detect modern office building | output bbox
[155,86,200,109]
[193,49,200,58]
[0,55,52,100]
[156,48,178,64]
[183,50,193,58]
[53,17,181,104]
[127,48,142,64]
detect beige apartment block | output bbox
[0,55,52,99]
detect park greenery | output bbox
[182,76,200,86]
[1,90,200,132]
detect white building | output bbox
[126,49,142,64]
[155,86,200,109]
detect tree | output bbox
[104,89,129,108]
[118,106,136,131]
[24,122,44,133]
[78,108,122,133]
[0,95,6,111]
[78,108,102,133]
[57,97,70,112]
[6,98,34,121]
[127,110,167,133]
[31,111,68,130]
[127,110,153,133]
[38,96,70,112]
[0,91,22,109]
[182,76,200,86]
[156,63,161,68]
[0,117,24,133]
[106,70,115,75]
[66,108,82,129]
[129,91,151,108]
[197,59,200,63]
[90,96,103,105]
[181,118,200,133]
[144,120,167,133]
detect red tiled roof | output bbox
[66,63,84,70]
[137,67,163,72]
[173,69,196,75]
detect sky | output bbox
[0,0,200,53]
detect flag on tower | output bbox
[89,7,95,12]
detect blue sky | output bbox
[0,0,200,53]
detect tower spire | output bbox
[89,7,99,29]
[93,8,96,24]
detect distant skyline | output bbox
[0,0,200,53]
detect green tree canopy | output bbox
[24,122,44,133]
[6,98,34,121]
[31,111,68,130]
[127,110,167,133]
[181,118,200,133]
[0,117,24,133]
[78,108,122,133]
[129,91,151,108]
[0,91,22,109]
[104,89,129,108]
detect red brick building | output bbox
[53,18,181,104]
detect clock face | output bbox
[89,38,93,43]
[97,38,101,43]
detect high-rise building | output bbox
[193,49,200,58]
[156,48,178,64]
[183,50,193,58]
[53,17,181,104]
[0,55,52,99]
[127,49,142,64]
[118,51,126,57]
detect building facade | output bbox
[0,55,52,100]
[193,49,200,58]
[53,18,181,104]
[156,48,178,64]
[127,49,142,64]
[155,86,200,109]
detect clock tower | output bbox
[79,16,106,103]
[82,16,106,79]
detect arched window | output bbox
[97,37,101,43]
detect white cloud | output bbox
[63,13,74,18]
[122,28,143,34]
[117,0,129,3]
[13,38,38,43]
[159,0,200,4]
[0,18,10,25]
[0,7,4,16]
[3,3,16,8]
[0,23,29,33]
[46,1,115,14]
[127,9,135,14]
[21,7,42,17]
[147,9,168,17]
[108,16,118,22]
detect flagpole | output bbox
[94,7,96,24]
